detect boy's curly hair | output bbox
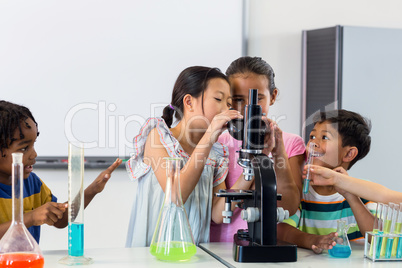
[313,109,371,169]
[0,100,39,157]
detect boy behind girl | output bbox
[278,109,375,253]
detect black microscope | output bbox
[216,88,297,262]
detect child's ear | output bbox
[342,146,358,164]
[269,88,278,106]
[183,94,194,112]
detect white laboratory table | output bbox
[199,240,402,268]
[42,247,225,268]
[42,241,402,268]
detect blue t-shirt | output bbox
[0,172,57,243]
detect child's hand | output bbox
[27,202,67,226]
[261,117,286,157]
[208,109,242,143]
[311,232,338,254]
[304,165,348,187]
[303,165,338,186]
[87,158,122,194]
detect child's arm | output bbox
[54,158,122,228]
[342,192,374,236]
[308,165,402,204]
[262,119,301,215]
[277,222,337,254]
[330,166,374,237]
[288,154,305,197]
[83,158,122,208]
[145,110,242,204]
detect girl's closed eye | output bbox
[214,98,222,102]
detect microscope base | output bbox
[233,234,297,262]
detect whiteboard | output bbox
[0,0,243,157]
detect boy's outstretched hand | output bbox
[311,232,338,254]
[87,158,122,195]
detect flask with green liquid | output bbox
[150,157,196,261]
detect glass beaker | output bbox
[59,143,93,265]
[0,153,44,268]
[150,157,196,262]
[328,220,355,258]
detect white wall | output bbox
[247,0,402,136]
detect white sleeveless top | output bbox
[125,117,229,247]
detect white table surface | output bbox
[199,240,402,268]
[42,247,226,268]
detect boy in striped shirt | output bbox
[278,109,375,253]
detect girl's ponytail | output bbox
[162,66,228,128]
[162,104,175,128]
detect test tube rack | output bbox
[364,232,402,262]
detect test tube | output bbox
[59,143,93,265]
[303,142,316,194]
[385,204,399,258]
[380,203,394,257]
[369,203,383,257]
[376,203,387,259]
[397,203,402,258]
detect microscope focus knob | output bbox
[222,210,233,217]
[222,202,233,224]
[241,207,260,222]
[276,207,290,222]
[222,209,232,223]
[223,217,231,224]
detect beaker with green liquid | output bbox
[59,143,93,265]
[150,157,196,262]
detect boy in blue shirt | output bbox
[0,100,122,243]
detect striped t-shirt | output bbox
[285,185,376,241]
[0,172,57,243]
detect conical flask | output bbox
[0,153,44,268]
[150,157,196,261]
[329,220,355,258]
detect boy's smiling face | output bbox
[0,118,38,184]
[308,121,354,170]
